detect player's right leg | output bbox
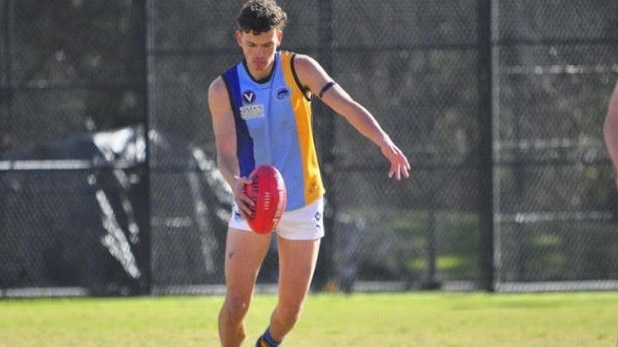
[219,228,272,347]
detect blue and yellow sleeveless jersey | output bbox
[222,51,325,211]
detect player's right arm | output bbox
[604,81,618,191]
[208,77,254,215]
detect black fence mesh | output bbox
[0,0,617,297]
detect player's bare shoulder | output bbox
[293,53,324,76]
[208,76,226,100]
[292,53,332,96]
[208,76,231,113]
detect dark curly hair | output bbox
[237,0,288,34]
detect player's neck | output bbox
[243,59,275,84]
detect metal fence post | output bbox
[136,0,154,295]
[478,0,496,292]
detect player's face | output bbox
[236,29,282,80]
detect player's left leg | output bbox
[259,236,321,346]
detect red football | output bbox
[243,165,287,234]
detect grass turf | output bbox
[0,291,616,346]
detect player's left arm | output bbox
[604,80,618,191]
[294,54,411,180]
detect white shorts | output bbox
[229,197,325,240]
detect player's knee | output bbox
[223,295,251,322]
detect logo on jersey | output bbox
[240,90,263,120]
[276,88,290,100]
[240,104,264,120]
[243,90,256,104]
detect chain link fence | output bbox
[1,0,617,297]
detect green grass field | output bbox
[1,292,616,346]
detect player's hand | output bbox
[232,175,255,217]
[380,142,411,181]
